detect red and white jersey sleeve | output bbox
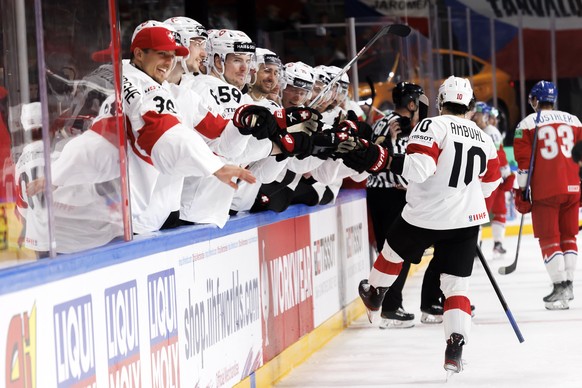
[52,96,120,187]
[122,62,224,233]
[513,110,582,200]
[175,74,252,158]
[123,62,223,178]
[401,115,501,230]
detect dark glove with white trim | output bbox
[276,106,323,134]
[341,139,391,173]
[232,104,278,139]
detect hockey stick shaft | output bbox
[365,76,376,124]
[498,109,541,275]
[308,24,411,108]
[499,213,524,275]
[476,245,525,343]
[523,109,542,199]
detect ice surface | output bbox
[275,235,582,387]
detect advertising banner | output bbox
[310,207,341,327]
[339,198,371,305]
[454,0,582,30]
[175,229,263,388]
[258,216,314,362]
[355,0,430,17]
[0,229,262,388]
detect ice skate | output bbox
[543,281,569,310]
[492,241,507,259]
[379,307,415,329]
[565,280,574,301]
[358,279,388,323]
[443,333,465,375]
[420,304,443,324]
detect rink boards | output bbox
[0,190,370,388]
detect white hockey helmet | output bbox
[164,17,208,74]
[252,47,284,87]
[209,29,256,60]
[325,65,350,103]
[255,47,281,67]
[325,65,349,86]
[313,65,332,85]
[283,61,314,92]
[437,76,474,110]
[21,102,42,131]
[163,17,208,47]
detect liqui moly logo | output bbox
[105,280,141,387]
[5,304,36,388]
[53,295,96,388]
[148,269,180,388]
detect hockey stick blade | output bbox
[498,261,517,275]
[385,23,411,37]
[498,213,524,275]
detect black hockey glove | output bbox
[269,107,323,158]
[232,104,278,139]
[345,110,374,141]
[341,139,390,173]
[277,106,323,134]
[311,130,356,158]
[275,131,314,159]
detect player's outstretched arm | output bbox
[214,165,257,190]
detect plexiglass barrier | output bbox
[0,0,129,263]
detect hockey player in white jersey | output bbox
[177,34,321,226]
[15,103,51,256]
[247,48,284,107]
[123,20,256,233]
[18,100,124,254]
[230,48,288,214]
[164,16,208,83]
[357,76,501,374]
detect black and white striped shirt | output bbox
[366,112,409,189]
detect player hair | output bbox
[442,102,469,115]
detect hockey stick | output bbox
[476,245,525,343]
[498,109,542,275]
[308,23,411,108]
[365,76,376,125]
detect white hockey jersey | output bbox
[230,97,288,213]
[122,61,224,233]
[401,114,501,230]
[177,74,270,227]
[15,140,50,251]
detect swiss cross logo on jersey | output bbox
[337,132,348,141]
[300,110,310,120]
[457,93,463,100]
